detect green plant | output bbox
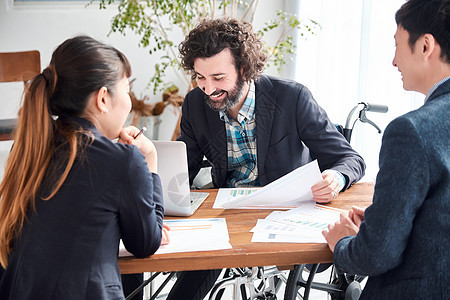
[94,0,320,94]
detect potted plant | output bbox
[94,0,320,94]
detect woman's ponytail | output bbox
[0,71,55,268]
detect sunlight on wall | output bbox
[294,0,424,181]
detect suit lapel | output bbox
[205,104,228,184]
[255,75,277,180]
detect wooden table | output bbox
[0,134,13,141]
[0,119,16,141]
[119,182,374,274]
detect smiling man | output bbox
[167,18,366,300]
[322,0,450,299]
[195,48,247,115]
[177,18,365,199]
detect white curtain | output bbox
[294,0,424,181]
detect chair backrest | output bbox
[0,50,41,141]
[0,50,41,83]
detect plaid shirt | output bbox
[219,81,260,187]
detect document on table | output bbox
[250,202,347,243]
[0,140,14,182]
[119,218,232,257]
[213,187,260,209]
[220,160,322,209]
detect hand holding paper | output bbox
[222,160,322,209]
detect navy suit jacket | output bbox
[178,74,365,188]
[0,117,164,300]
[334,80,450,299]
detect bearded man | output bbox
[177,18,365,199]
[166,18,366,300]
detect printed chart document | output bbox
[213,187,260,209]
[119,218,231,257]
[250,202,347,243]
[220,160,322,209]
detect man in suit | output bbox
[167,18,366,300]
[178,18,365,202]
[322,0,450,299]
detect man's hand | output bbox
[311,172,340,203]
[349,206,365,228]
[322,213,359,252]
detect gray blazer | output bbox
[334,80,450,299]
[178,74,365,188]
[0,117,164,300]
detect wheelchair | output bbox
[207,102,388,300]
[205,263,365,300]
[209,267,286,300]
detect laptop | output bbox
[153,141,209,216]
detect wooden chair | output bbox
[0,50,41,141]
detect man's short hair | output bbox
[395,0,450,63]
[179,18,269,82]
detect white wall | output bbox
[0,0,178,139]
[0,0,285,140]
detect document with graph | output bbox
[250,203,347,243]
[219,160,322,209]
[213,187,260,208]
[119,218,231,257]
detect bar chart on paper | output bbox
[213,188,260,208]
[267,203,346,232]
[119,218,232,256]
[230,189,256,197]
[288,219,329,231]
[250,203,348,243]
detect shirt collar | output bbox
[424,76,450,103]
[219,81,255,125]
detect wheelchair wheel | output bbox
[211,267,285,300]
[284,264,365,300]
[284,264,315,300]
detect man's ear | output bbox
[94,87,109,114]
[422,33,436,58]
[240,67,246,79]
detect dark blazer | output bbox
[334,80,450,299]
[178,74,365,188]
[0,117,164,300]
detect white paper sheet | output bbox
[267,203,347,231]
[250,219,322,238]
[213,187,260,208]
[250,203,347,243]
[119,218,232,257]
[222,160,322,209]
[0,140,13,182]
[251,231,325,243]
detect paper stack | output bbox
[216,160,323,209]
[119,218,232,257]
[250,202,347,243]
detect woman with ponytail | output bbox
[0,35,166,299]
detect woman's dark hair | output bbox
[395,0,450,63]
[48,35,131,116]
[179,18,269,82]
[0,35,131,268]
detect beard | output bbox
[203,75,246,112]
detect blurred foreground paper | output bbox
[119,218,231,257]
[250,203,347,243]
[222,160,322,209]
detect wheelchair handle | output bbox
[343,102,388,143]
[365,103,389,113]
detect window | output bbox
[294,0,424,180]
